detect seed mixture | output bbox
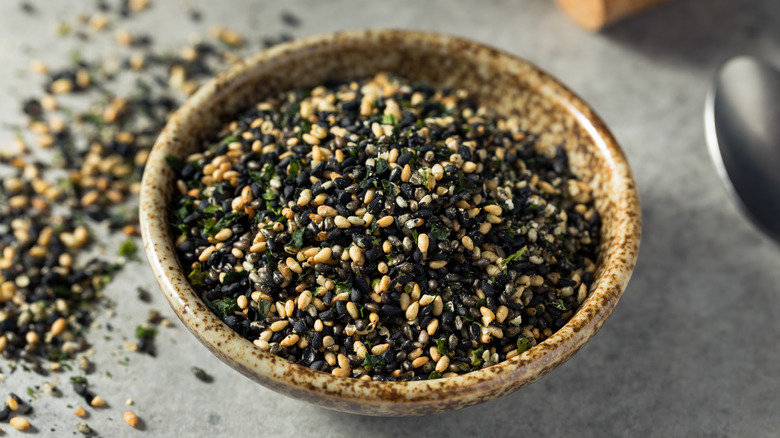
[1,0,304,432]
[170,74,600,381]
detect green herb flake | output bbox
[82,112,107,127]
[265,253,277,270]
[257,298,271,320]
[203,204,222,215]
[334,279,351,295]
[188,266,207,287]
[223,270,247,284]
[381,179,395,197]
[202,296,237,319]
[374,158,389,175]
[381,114,398,126]
[249,163,276,186]
[361,353,385,370]
[430,223,449,241]
[436,338,449,356]
[172,199,192,226]
[470,347,485,366]
[26,387,34,397]
[165,154,186,174]
[49,349,72,362]
[546,299,567,311]
[69,376,88,385]
[288,160,301,181]
[204,212,241,237]
[248,169,265,186]
[455,171,476,194]
[428,371,442,380]
[52,286,76,299]
[290,228,305,248]
[501,246,527,266]
[283,101,301,124]
[421,169,430,187]
[135,325,157,340]
[221,135,239,145]
[118,239,138,259]
[516,337,531,355]
[199,217,216,236]
[266,200,282,216]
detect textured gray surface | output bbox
[1,0,780,436]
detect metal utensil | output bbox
[705,56,780,243]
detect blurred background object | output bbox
[555,0,675,30]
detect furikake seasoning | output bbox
[169,73,600,381]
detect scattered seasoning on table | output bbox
[281,11,302,28]
[10,415,32,431]
[73,405,86,417]
[170,74,600,380]
[2,0,307,427]
[134,324,157,356]
[76,421,92,435]
[20,2,36,15]
[191,366,213,383]
[123,409,138,427]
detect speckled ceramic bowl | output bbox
[139,29,641,416]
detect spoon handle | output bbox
[555,0,675,30]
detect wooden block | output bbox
[555,0,675,30]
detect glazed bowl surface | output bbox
[139,29,641,416]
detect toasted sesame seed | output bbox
[411,356,429,368]
[435,355,450,373]
[124,410,139,427]
[280,334,299,347]
[418,233,429,253]
[405,302,420,321]
[90,396,106,407]
[50,77,74,94]
[270,320,289,332]
[334,216,351,228]
[484,204,502,215]
[10,417,31,431]
[51,317,67,336]
[429,260,448,269]
[214,228,233,241]
[462,161,477,173]
[376,216,394,227]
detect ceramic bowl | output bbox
[139,29,641,416]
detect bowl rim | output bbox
[139,28,641,415]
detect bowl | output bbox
[139,29,641,416]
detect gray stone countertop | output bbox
[1,0,779,436]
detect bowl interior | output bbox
[140,29,640,416]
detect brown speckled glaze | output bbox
[139,30,641,416]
